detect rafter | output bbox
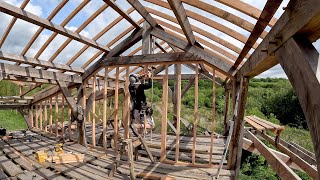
[232,0,283,69]
[235,0,320,78]
[20,0,68,56]
[0,0,29,48]
[168,0,196,45]
[66,7,135,66]
[82,28,144,81]
[103,0,140,28]
[34,0,90,59]
[126,0,158,27]
[0,1,110,53]
[150,27,232,75]
[48,3,110,62]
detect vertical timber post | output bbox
[230,77,249,179]
[92,76,96,147]
[103,68,108,149]
[192,63,199,164]
[175,63,181,162]
[275,37,320,177]
[49,97,53,133]
[30,105,33,128]
[124,66,130,139]
[160,64,169,162]
[209,69,216,165]
[223,88,230,134]
[114,67,119,152]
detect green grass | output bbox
[0,110,27,130]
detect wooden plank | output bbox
[242,137,302,171]
[113,67,119,152]
[275,37,320,178]
[251,115,284,130]
[246,116,277,131]
[192,63,199,164]
[209,69,216,165]
[244,117,265,131]
[160,65,169,162]
[168,0,196,45]
[100,52,202,67]
[246,131,301,179]
[0,1,110,52]
[260,132,318,179]
[0,148,23,176]
[280,139,316,165]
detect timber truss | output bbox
[0,0,320,179]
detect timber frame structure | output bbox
[0,0,319,179]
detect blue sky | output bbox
[0,0,319,79]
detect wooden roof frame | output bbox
[0,1,320,178]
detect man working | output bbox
[129,70,154,134]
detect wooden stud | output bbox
[103,68,108,149]
[44,100,47,132]
[55,94,59,136]
[92,76,96,147]
[223,89,230,134]
[61,96,65,137]
[68,107,71,140]
[35,103,38,129]
[29,105,33,128]
[49,97,53,133]
[160,65,169,162]
[175,64,181,162]
[192,63,199,164]
[39,101,43,130]
[114,67,119,152]
[81,81,87,146]
[209,69,216,165]
[124,66,130,139]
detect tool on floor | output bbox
[35,150,48,163]
[54,143,64,154]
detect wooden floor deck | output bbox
[0,129,234,179]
